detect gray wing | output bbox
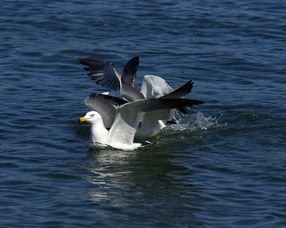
[85,93,127,129]
[160,80,193,99]
[79,56,144,101]
[121,84,145,101]
[120,56,145,101]
[121,56,139,86]
[108,98,205,145]
[79,58,121,91]
[159,80,195,114]
[128,98,204,115]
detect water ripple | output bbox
[1,0,286,227]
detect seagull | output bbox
[79,56,144,101]
[79,56,186,102]
[136,79,194,138]
[84,79,199,139]
[78,96,204,151]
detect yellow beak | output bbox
[78,117,88,123]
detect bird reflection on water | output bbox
[82,146,203,226]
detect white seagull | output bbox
[78,95,204,150]
[83,77,200,139]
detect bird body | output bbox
[79,98,204,150]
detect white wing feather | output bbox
[141,75,174,98]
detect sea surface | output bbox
[1,0,286,227]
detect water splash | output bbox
[167,112,225,132]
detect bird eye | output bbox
[90,114,95,117]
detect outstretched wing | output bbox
[121,56,139,86]
[79,58,121,91]
[160,80,193,99]
[79,56,144,101]
[120,56,145,101]
[85,93,127,129]
[108,98,205,145]
[159,80,194,114]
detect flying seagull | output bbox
[79,56,144,101]
[79,56,191,101]
[78,97,204,151]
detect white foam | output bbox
[167,112,225,132]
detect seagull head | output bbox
[78,111,102,124]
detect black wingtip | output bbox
[121,56,140,85]
[191,99,205,105]
[181,80,194,94]
[78,58,90,66]
[78,58,106,67]
[123,56,140,73]
[159,80,194,99]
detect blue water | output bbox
[1,0,286,227]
